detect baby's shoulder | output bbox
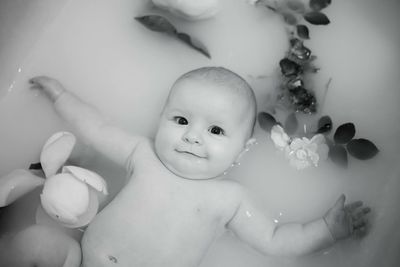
[215,180,244,198]
[125,137,156,171]
[127,137,156,158]
[212,180,245,211]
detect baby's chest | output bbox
[124,176,226,228]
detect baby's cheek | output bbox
[208,144,237,168]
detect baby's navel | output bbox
[108,255,118,264]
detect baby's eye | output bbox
[209,126,225,136]
[174,116,188,125]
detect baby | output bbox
[15,67,369,266]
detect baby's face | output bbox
[155,78,253,179]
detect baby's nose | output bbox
[182,128,202,145]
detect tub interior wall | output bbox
[0,0,400,266]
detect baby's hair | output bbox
[173,66,257,136]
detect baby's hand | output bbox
[29,76,66,102]
[323,194,371,241]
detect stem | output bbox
[319,77,332,114]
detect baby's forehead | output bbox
[170,76,251,103]
[167,78,254,122]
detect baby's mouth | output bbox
[175,149,206,159]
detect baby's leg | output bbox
[7,224,81,267]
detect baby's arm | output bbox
[30,76,145,166]
[227,192,370,256]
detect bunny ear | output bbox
[40,132,76,178]
[0,169,44,207]
[62,166,108,195]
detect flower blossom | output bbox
[270,125,329,170]
[285,134,329,170]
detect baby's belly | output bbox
[80,186,223,267]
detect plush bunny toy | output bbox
[0,131,108,228]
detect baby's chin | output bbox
[170,167,220,180]
[163,161,224,180]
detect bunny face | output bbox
[39,132,108,228]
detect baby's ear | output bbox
[234,138,257,163]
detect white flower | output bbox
[270,125,291,150]
[152,0,219,20]
[284,134,329,170]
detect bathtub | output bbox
[0,0,399,266]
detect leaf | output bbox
[317,115,332,134]
[286,0,306,13]
[347,139,379,160]
[135,15,177,34]
[135,15,211,59]
[329,144,348,168]
[304,11,330,25]
[176,33,211,59]
[279,58,301,77]
[334,123,355,144]
[309,0,332,11]
[258,112,277,132]
[297,24,310,39]
[284,112,298,135]
[29,162,43,170]
[283,12,298,25]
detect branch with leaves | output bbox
[255,0,379,168]
[135,15,211,58]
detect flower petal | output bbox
[40,132,76,178]
[271,125,290,149]
[310,133,326,145]
[317,143,329,161]
[289,138,304,150]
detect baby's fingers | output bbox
[351,207,371,238]
[29,76,59,87]
[345,201,363,212]
[352,207,371,220]
[29,76,65,101]
[353,225,368,238]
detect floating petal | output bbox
[40,132,76,178]
[0,169,44,207]
[271,125,290,150]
